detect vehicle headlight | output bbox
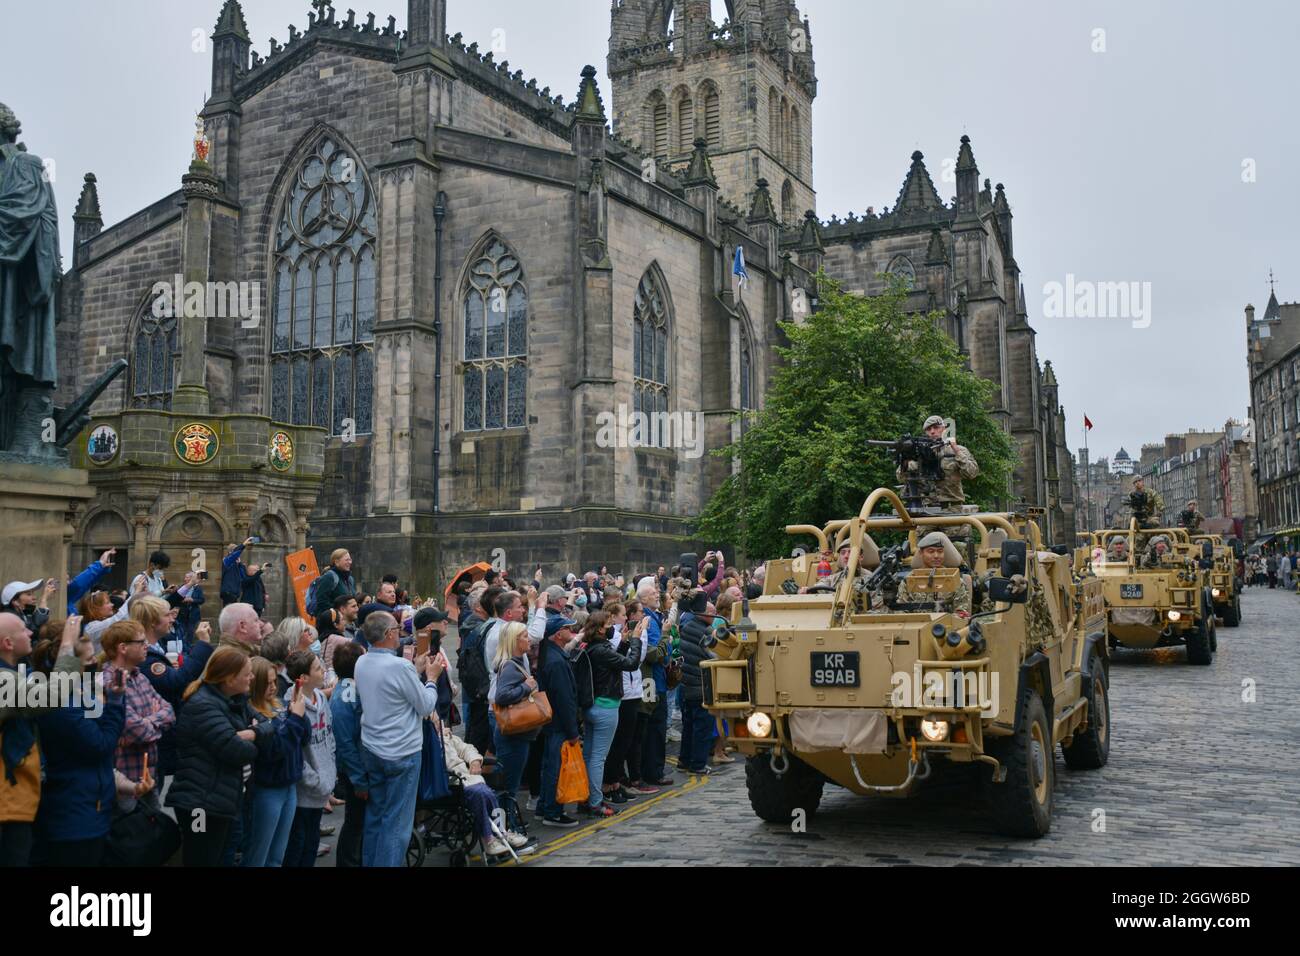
[746,712,772,738]
[920,718,950,742]
[1167,610,1182,622]
[1212,588,1221,598]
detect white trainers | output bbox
[483,836,510,857]
[667,728,682,742]
[505,830,531,849]
[525,796,539,812]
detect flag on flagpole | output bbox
[732,245,749,299]
[1084,415,1094,431]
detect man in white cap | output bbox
[896,415,979,507]
[896,531,972,618]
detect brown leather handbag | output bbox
[492,661,552,735]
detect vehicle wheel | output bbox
[406,829,426,868]
[986,689,1053,838]
[745,751,825,824]
[1186,611,1213,665]
[1224,595,1240,627]
[1062,650,1110,770]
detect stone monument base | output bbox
[0,462,96,618]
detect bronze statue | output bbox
[0,103,123,462]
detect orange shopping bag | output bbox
[556,739,589,805]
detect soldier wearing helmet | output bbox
[895,415,980,508]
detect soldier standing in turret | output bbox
[895,415,980,507]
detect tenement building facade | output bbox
[56,0,1078,593]
[1247,284,1300,542]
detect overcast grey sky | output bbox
[5,0,1297,463]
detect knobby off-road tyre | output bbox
[1062,650,1110,771]
[986,690,1053,838]
[1186,605,1214,666]
[745,751,825,824]
[1222,595,1240,627]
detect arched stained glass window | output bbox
[633,269,670,446]
[269,135,375,435]
[462,237,528,431]
[129,294,178,409]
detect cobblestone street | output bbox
[362,584,1300,868]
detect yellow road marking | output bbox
[498,773,710,866]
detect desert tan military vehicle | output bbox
[1079,521,1217,664]
[701,488,1110,838]
[1191,533,1241,627]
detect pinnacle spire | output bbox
[575,65,606,121]
[797,210,824,253]
[73,173,102,222]
[213,0,250,40]
[894,150,944,212]
[747,177,778,223]
[956,134,977,172]
[993,182,1009,213]
[682,138,717,187]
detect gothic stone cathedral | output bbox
[56,0,1076,612]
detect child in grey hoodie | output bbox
[282,650,336,866]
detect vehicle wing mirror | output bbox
[988,576,1028,605]
[1000,540,1028,578]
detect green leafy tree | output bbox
[698,277,1015,559]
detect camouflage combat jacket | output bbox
[896,442,979,505]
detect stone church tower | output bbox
[55,0,1078,603]
[56,0,816,595]
[608,0,816,224]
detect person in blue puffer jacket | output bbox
[30,637,127,866]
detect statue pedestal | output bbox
[0,462,96,617]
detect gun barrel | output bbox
[865,439,899,448]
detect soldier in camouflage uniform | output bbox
[1023,576,1056,647]
[1180,499,1205,532]
[1105,535,1131,564]
[896,532,972,618]
[1128,476,1165,529]
[1140,535,1172,569]
[896,415,980,507]
[804,542,885,610]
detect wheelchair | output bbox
[405,757,532,868]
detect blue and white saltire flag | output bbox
[732,245,749,299]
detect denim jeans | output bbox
[241,783,297,867]
[493,729,532,802]
[283,805,324,868]
[639,694,668,782]
[582,705,620,808]
[360,749,422,867]
[538,727,567,819]
[677,697,715,772]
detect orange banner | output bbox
[286,548,320,621]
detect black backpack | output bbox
[458,619,491,701]
[571,642,595,711]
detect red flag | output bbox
[1084,415,1094,431]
